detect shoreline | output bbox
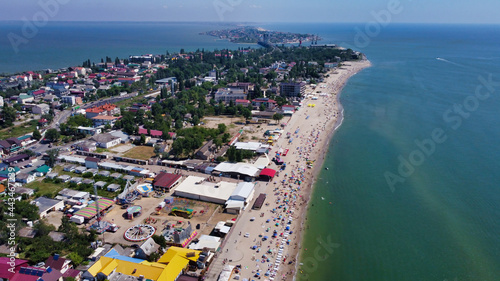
[291,60,371,281]
[205,59,371,281]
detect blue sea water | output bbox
[1,21,500,280]
[0,21,252,74]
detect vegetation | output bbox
[0,120,38,139]
[122,146,155,160]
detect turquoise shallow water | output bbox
[1,21,499,281]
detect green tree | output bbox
[272,113,284,124]
[67,252,84,266]
[45,128,60,142]
[242,108,252,120]
[140,134,146,145]
[46,149,59,167]
[1,104,16,127]
[32,129,42,140]
[217,123,227,134]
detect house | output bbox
[85,103,120,119]
[57,188,89,201]
[98,170,110,177]
[86,168,99,176]
[74,166,87,174]
[33,165,52,176]
[279,82,306,97]
[85,156,100,169]
[57,175,71,182]
[82,178,95,185]
[78,126,101,136]
[75,140,97,152]
[94,181,107,189]
[43,94,56,102]
[91,115,119,126]
[13,186,34,197]
[195,140,214,160]
[138,127,163,138]
[70,177,83,184]
[110,172,122,179]
[235,99,251,107]
[32,197,64,218]
[91,133,121,148]
[107,183,121,192]
[16,173,35,184]
[31,103,50,114]
[17,94,34,104]
[152,171,182,191]
[45,254,73,274]
[252,98,277,110]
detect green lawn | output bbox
[26,180,67,197]
[0,121,38,139]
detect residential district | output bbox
[0,45,362,281]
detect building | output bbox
[32,197,64,218]
[61,95,76,105]
[91,133,121,148]
[57,188,90,202]
[31,104,50,114]
[173,176,237,205]
[78,126,101,136]
[85,156,101,169]
[252,98,277,109]
[152,172,182,191]
[91,115,119,126]
[225,182,256,214]
[16,173,35,184]
[194,140,214,161]
[279,82,306,97]
[84,247,201,281]
[212,162,260,180]
[85,103,120,119]
[235,99,251,107]
[214,88,247,103]
[17,94,34,104]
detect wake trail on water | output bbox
[436,57,467,68]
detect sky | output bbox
[1,0,500,24]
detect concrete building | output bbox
[31,104,50,114]
[214,88,247,103]
[279,82,306,97]
[85,103,120,119]
[61,95,76,105]
[32,197,64,218]
[91,133,121,148]
[173,176,237,205]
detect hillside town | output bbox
[0,45,364,281]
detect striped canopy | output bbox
[74,198,114,219]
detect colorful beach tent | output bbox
[259,168,277,179]
[74,198,114,219]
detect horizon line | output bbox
[1,20,499,26]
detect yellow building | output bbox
[86,247,201,281]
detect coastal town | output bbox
[0,44,369,281]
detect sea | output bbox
[2,21,500,281]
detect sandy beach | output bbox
[205,59,371,281]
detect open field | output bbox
[122,146,155,160]
[0,121,37,139]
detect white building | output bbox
[61,95,76,105]
[32,197,65,218]
[173,176,237,205]
[32,104,50,115]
